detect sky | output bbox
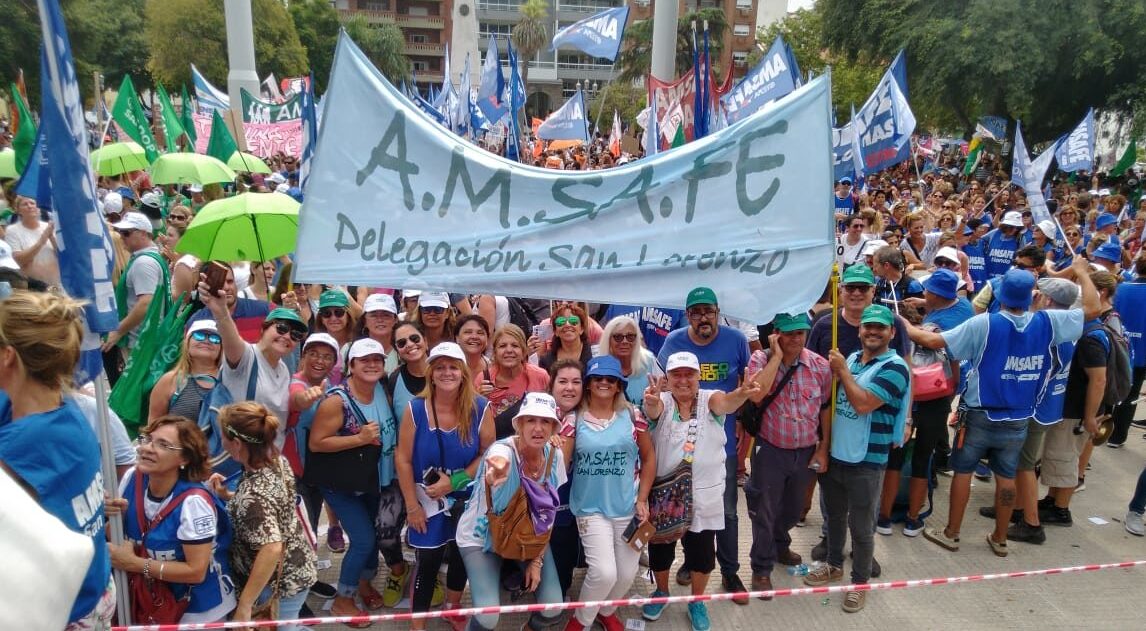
[789,0,815,10]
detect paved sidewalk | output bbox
[304,421,1146,629]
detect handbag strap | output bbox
[132,470,212,545]
[672,394,700,466]
[428,398,447,468]
[756,362,800,419]
[484,440,558,510]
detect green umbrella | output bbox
[227,151,272,174]
[90,142,150,177]
[150,152,237,186]
[0,148,16,179]
[175,192,299,262]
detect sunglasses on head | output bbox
[611,333,637,343]
[420,306,446,315]
[190,330,222,345]
[319,307,346,319]
[395,333,422,349]
[273,321,306,342]
[555,315,581,327]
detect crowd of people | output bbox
[3,134,1146,631]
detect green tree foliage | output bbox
[289,0,341,92]
[341,15,410,85]
[145,0,307,91]
[615,8,728,84]
[512,0,549,98]
[819,0,1146,142]
[588,81,647,132]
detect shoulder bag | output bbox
[647,396,699,545]
[486,444,558,560]
[129,471,208,624]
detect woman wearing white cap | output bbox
[638,351,760,629]
[411,291,458,350]
[359,293,401,375]
[148,319,224,421]
[305,338,402,623]
[456,392,566,631]
[397,342,494,630]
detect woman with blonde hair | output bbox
[149,320,224,421]
[217,402,317,629]
[481,324,550,438]
[0,292,114,628]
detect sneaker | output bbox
[641,590,670,621]
[876,517,893,535]
[776,548,803,567]
[382,566,408,608]
[979,506,1024,523]
[676,565,691,586]
[1040,506,1073,527]
[431,577,445,607]
[1007,520,1046,545]
[842,590,866,613]
[803,564,844,586]
[595,614,624,631]
[722,573,749,606]
[687,601,711,631]
[1107,441,1125,449]
[751,574,773,601]
[326,525,346,553]
[1038,495,1055,510]
[986,533,1008,557]
[1131,419,1146,429]
[903,517,926,537]
[870,556,881,579]
[1076,477,1086,492]
[562,617,585,631]
[811,536,827,562]
[923,526,960,551]
[1125,511,1146,536]
[309,580,337,598]
[974,462,993,481]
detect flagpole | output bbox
[592,68,615,135]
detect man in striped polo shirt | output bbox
[803,304,911,614]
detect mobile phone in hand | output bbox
[203,261,229,298]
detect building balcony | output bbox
[340,8,395,23]
[476,1,522,13]
[394,13,445,29]
[404,42,447,56]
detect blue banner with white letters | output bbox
[1054,108,1095,173]
[853,50,912,173]
[536,90,589,142]
[550,6,630,61]
[721,36,800,125]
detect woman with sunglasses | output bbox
[411,292,458,351]
[306,339,404,623]
[539,304,593,372]
[108,416,236,624]
[483,324,551,439]
[598,315,663,406]
[397,343,495,631]
[1048,225,1086,276]
[315,290,358,383]
[149,320,224,420]
[201,274,307,451]
[389,322,431,423]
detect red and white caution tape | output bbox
[113,559,1146,630]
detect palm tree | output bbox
[342,14,411,85]
[512,0,549,113]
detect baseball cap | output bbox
[347,338,386,363]
[302,332,340,355]
[1093,241,1122,263]
[841,265,876,286]
[116,186,136,201]
[0,241,19,271]
[1036,277,1080,308]
[419,291,450,309]
[772,313,811,333]
[111,212,153,234]
[664,351,701,372]
[102,192,124,216]
[585,355,627,384]
[1096,213,1118,230]
[318,289,350,309]
[861,239,888,257]
[267,172,286,185]
[685,286,718,308]
[1001,211,1024,227]
[962,224,974,236]
[860,304,895,326]
[427,341,466,363]
[997,269,1036,310]
[934,246,960,264]
[513,392,560,423]
[1098,188,1111,196]
[403,289,423,300]
[188,183,204,194]
[265,307,307,329]
[140,191,161,209]
[1036,220,1058,237]
[363,293,398,314]
[922,269,959,300]
[186,319,218,338]
[838,176,853,185]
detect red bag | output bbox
[128,471,203,623]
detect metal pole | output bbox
[223,0,259,150]
[650,0,679,83]
[95,374,131,625]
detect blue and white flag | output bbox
[1012,121,1061,224]
[852,50,911,173]
[536,90,589,142]
[550,6,629,61]
[831,121,856,183]
[300,72,318,192]
[721,36,799,125]
[888,76,915,150]
[977,115,1007,143]
[477,37,507,123]
[1054,108,1095,173]
[15,124,51,210]
[454,53,472,136]
[469,89,491,136]
[849,105,865,184]
[506,40,524,161]
[192,63,230,112]
[1011,123,1029,188]
[642,97,659,157]
[36,0,119,383]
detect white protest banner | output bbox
[294,34,835,323]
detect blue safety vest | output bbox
[983,229,1019,278]
[972,311,1056,421]
[962,241,988,288]
[1033,341,1076,425]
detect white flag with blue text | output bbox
[536,90,589,142]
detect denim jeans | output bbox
[257,585,310,631]
[1130,464,1146,515]
[319,488,380,597]
[459,546,561,630]
[820,462,883,584]
[949,409,1028,479]
[716,457,740,576]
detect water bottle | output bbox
[786,563,809,576]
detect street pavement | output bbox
[304,417,1146,629]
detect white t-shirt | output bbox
[117,468,217,543]
[455,440,566,550]
[4,221,60,284]
[836,234,870,267]
[221,343,292,449]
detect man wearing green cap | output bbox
[743,313,832,598]
[804,304,910,614]
[658,286,752,603]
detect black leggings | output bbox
[648,530,717,575]
[549,520,582,598]
[412,541,466,612]
[294,476,325,532]
[888,396,953,478]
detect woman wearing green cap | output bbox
[315,289,359,383]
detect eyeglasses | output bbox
[842,284,871,293]
[395,333,422,349]
[190,330,222,345]
[273,322,306,342]
[1066,231,1081,237]
[687,308,718,319]
[590,375,620,385]
[116,229,136,238]
[1012,260,1035,271]
[611,333,638,343]
[304,349,336,363]
[420,306,446,315]
[936,259,959,268]
[168,214,188,222]
[319,307,346,319]
[554,315,581,327]
[138,433,183,452]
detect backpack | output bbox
[1084,313,1133,410]
[506,297,539,332]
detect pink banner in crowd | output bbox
[191,113,302,158]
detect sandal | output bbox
[360,586,386,610]
[330,604,371,629]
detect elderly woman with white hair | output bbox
[597,315,663,406]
